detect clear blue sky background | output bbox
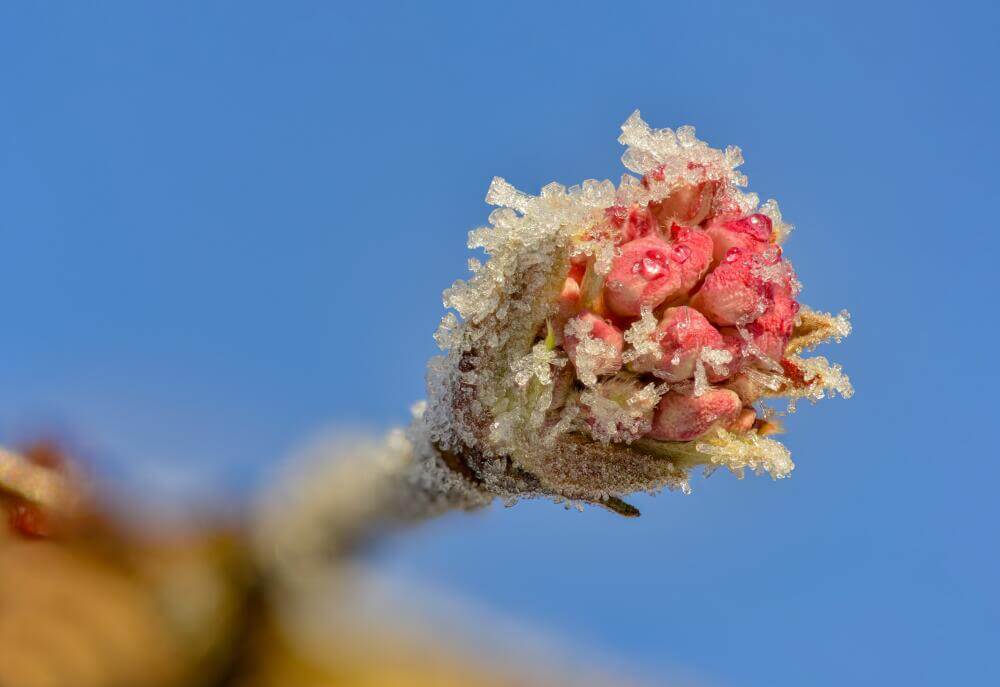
[1,2,997,685]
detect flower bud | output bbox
[748,283,799,361]
[604,204,659,244]
[667,224,714,295]
[646,175,719,226]
[629,306,724,382]
[564,311,624,385]
[703,213,773,266]
[604,235,683,317]
[689,249,765,326]
[646,389,742,441]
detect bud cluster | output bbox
[425,112,851,508]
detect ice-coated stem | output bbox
[253,426,492,582]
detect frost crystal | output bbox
[695,429,794,480]
[563,316,618,387]
[622,307,661,364]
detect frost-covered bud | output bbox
[564,311,624,385]
[604,235,683,317]
[704,213,773,266]
[645,170,718,226]
[579,376,659,444]
[629,306,724,382]
[646,389,742,442]
[708,327,746,382]
[667,224,714,295]
[748,283,799,361]
[426,112,852,512]
[604,204,659,244]
[689,249,765,326]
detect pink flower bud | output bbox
[644,172,719,226]
[703,213,773,266]
[604,204,659,244]
[667,224,714,295]
[603,235,684,317]
[646,389,742,441]
[564,311,624,382]
[629,306,724,382]
[748,283,799,361]
[689,250,765,326]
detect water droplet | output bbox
[671,244,691,263]
[725,247,742,263]
[642,257,662,276]
[731,214,772,241]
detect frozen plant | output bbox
[418,111,852,516]
[259,112,853,558]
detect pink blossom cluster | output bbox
[552,170,802,443]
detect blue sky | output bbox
[1,2,997,685]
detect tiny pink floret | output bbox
[703,213,773,266]
[604,235,683,317]
[646,389,743,441]
[748,282,799,362]
[667,224,714,295]
[689,250,765,326]
[629,306,724,382]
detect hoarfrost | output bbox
[564,316,618,387]
[579,378,661,444]
[622,306,661,365]
[695,429,794,480]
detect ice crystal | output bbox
[579,377,660,444]
[695,429,794,480]
[621,306,661,365]
[511,341,563,388]
[563,316,618,388]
